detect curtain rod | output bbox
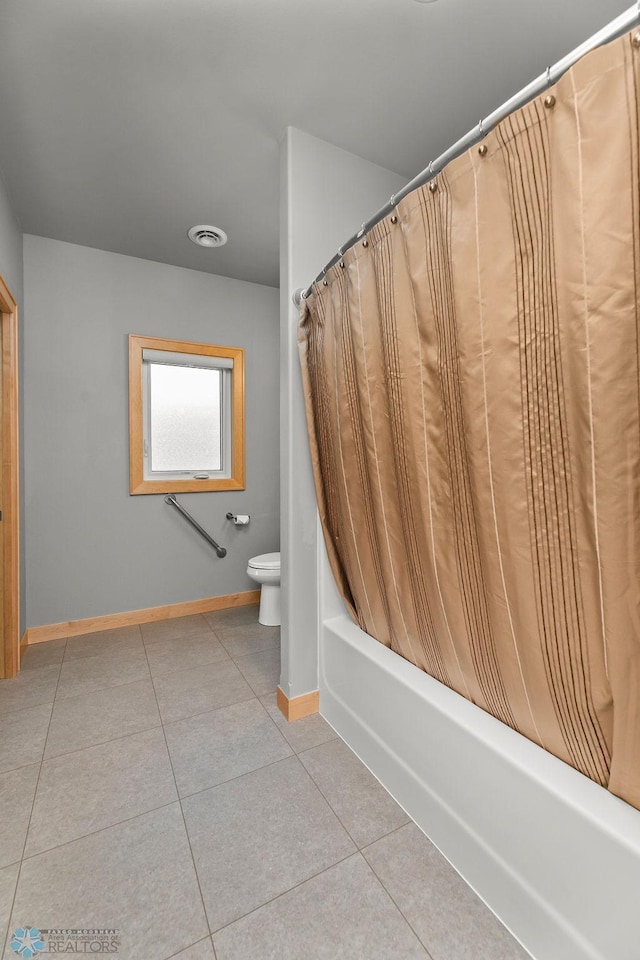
[293,3,640,307]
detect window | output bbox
[129,335,245,494]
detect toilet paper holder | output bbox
[226,512,251,526]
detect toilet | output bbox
[246,552,281,626]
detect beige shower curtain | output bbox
[299,29,640,809]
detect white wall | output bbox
[23,236,279,628]
[279,127,405,699]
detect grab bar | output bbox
[164,494,227,558]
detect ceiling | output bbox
[0,0,628,288]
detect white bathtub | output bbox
[319,612,640,960]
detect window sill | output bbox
[130,476,245,495]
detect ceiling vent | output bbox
[188,224,228,248]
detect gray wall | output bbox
[0,172,23,303]
[23,235,279,628]
[0,169,25,634]
[279,127,406,698]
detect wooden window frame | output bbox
[129,334,245,495]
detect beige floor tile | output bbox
[141,615,213,644]
[0,764,39,867]
[0,863,19,955]
[233,647,280,697]
[55,653,150,701]
[0,613,532,960]
[213,854,428,960]
[171,938,215,959]
[203,605,259,631]
[260,692,338,753]
[363,823,532,960]
[5,805,208,960]
[64,626,144,662]
[0,664,60,717]
[0,703,53,774]
[152,659,254,724]
[26,728,178,857]
[145,633,229,679]
[20,639,66,671]
[299,738,409,848]
[164,698,292,797]
[182,756,355,931]
[44,680,161,759]
[0,610,537,960]
[214,623,280,659]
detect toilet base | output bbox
[259,583,281,626]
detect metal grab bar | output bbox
[164,494,227,558]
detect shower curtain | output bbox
[299,29,640,809]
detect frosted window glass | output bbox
[149,363,222,471]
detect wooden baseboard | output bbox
[23,590,261,645]
[276,687,319,722]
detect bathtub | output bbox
[319,611,640,960]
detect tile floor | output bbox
[0,604,531,959]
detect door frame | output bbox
[0,273,19,679]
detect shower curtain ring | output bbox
[546,65,552,86]
[478,118,485,139]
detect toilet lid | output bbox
[248,552,280,570]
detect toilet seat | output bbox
[248,552,280,570]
